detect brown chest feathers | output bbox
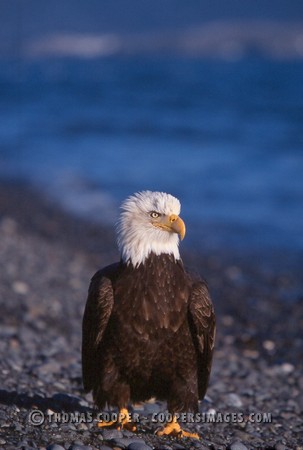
[112,253,191,337]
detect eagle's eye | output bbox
[150,211,160,219]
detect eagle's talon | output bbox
[181,430,200,439]
[155,415,199,439]
[97,419,117,428]
[121,421,137,432]
[97,408,137,432]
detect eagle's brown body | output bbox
[82,253,215,413]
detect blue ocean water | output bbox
[0,57,303,255]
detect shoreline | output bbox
[0,180,302,449]
[1,178,302,271]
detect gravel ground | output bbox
[0,182,302,450]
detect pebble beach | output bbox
[0,182,302,450]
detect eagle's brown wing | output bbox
[82,264,118,392]
[188,281,216,399]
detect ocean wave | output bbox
[24,20,303,60]
[26,33,121,59]
[36,173,119,225]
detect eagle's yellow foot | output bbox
[97,408,137,432]
[156,415,199,439]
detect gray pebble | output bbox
[230,441,248,450]
[191,445,209,450]
[226,393,243,408]
[111,438,145,449]
[60,423,77,431]
[128,443,152,450]
[274,445,287,450]
[46,445,66,450]
[123,429,140,438]
[14,422,22,432]
[77,423,88,431]
[68,445,92,450]
[99,446,113,450]
[143,403,161,414]
[101,428,123,440]
[0,325,17,338]
[36,361,61,376]
[190,442,208,450]
[16,442,29,449]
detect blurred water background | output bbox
[0,1,303,260]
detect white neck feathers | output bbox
[116,191,182,267]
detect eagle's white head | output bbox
[117,191,186,267]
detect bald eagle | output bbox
[82,191,215,438]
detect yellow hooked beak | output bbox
[153,214,186,240]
